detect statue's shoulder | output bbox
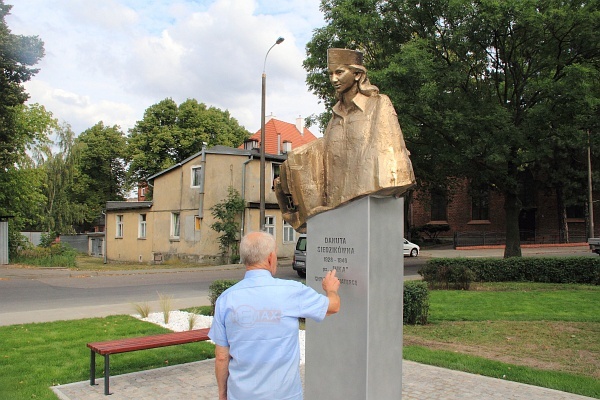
[374,92,392,104]
[371,93,397,115]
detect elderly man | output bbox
[208,231,341,400]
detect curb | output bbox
[455,242,588,250]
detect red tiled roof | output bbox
[241,118,318,154]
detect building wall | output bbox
[106,210,154,263]
[411,179,598,243]
[411,180,506,238]
[106,150,298,264]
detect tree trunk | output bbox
[556,184,569,243]
[503,190,522,258]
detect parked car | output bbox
[589,237,600,255]
[404,238,420,257]
[292,234,307,277]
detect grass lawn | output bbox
[0,316,214,400]
[404,282,600,398]
[1,266,598,399]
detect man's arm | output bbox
[322,269,341,315]
[214,345,230,400]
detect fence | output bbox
[453,230,588,248]
[59,235,89,253]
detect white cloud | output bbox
[7,0,326,136]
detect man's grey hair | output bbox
[239,231,276,266]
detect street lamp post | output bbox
[259,37,284,231]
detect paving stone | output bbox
[52,359,595,399]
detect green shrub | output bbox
[415,223,450,242]
[13,242,77,268]
[419,257,600,289]
[404,281,429,325]
[208,279,238,315]
[39,231,58,248]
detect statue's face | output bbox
[328,64,358,95]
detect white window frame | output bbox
[283,220,295,243]
[116,215,124,238]
[191,165,203,188]
[264,215,275,236]
[171,212,181,239]
[138,214,147,239]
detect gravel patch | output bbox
[134,311,306,365]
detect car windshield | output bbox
[297,238,307,251]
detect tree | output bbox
[0,1,45,171]
[210,187,245,263]
[72,122,129,230]
[304,0,600,257]
[38,123,87,234]
[127,98,250,185]
[0,104,56,254]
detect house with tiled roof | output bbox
[240,116,318,154]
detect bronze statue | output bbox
[275,48,415,232]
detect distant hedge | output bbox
[419,257,600,289]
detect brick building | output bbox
[410,179,594,246]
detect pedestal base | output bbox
[305,196,404,399]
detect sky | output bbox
[6,0,327,136]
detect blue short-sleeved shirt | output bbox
[208,269,329,400]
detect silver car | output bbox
[292,234,307,277]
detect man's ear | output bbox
[268,251,277,273]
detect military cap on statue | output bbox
[327,48,363,66]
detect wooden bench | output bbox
[87,328,211,395]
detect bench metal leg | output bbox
[104,354,110,395]
[90,350,96,386]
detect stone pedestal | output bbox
[305,196,404,399]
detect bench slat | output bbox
[87,328,210,355]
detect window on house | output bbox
[471,185,490,221]
[282,141,292,153]
[171,212,181,239]
[271,163,281,190]
[430,191,448,222]
[244,139,259,150]
[138,214,147,239]
[283,221,295,243]
[116,215,124,238]
[195,216,202,231]
[566,205,585,219]
[264,215,275,236]
[191,166,203,188]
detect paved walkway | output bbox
[52,359,594,400]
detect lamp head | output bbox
[276,37,285,44]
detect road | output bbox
[2,244,590,327]
[0,257,424,326]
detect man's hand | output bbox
[322,269,340,293]
[322,269,340,315]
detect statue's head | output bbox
[327,48,378,98]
